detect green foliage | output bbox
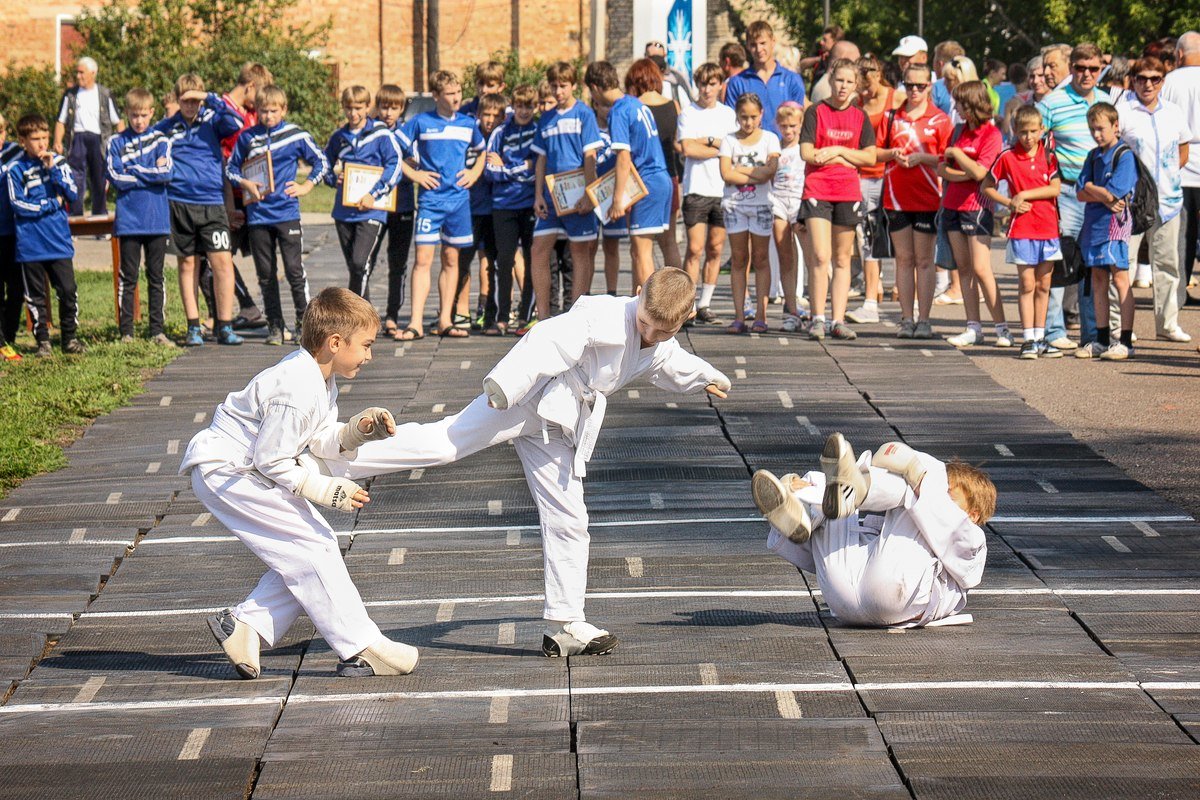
[70,0,341,140]
[461,49,587,98]
[767,0,1200,66]
[0,62,63,124]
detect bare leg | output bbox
[404,244,435,336]
[830,225,856,323]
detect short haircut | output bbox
[746,20,774,42]
[826,57,858,80]
[237,62,273,89]
[946,461,996,525]
[124,87,155,113]
[77,56,98,74]
[584,60,620,92]
[944,55,979,83]
[952,80,993,127]
[300,287,380,354]
[376,83,407,109]
[1178,31,1200,57]
[904,62,933,83]
[1011,104,1043,130]
[694,62,723,85]
[478,92,508,115]
[1070,43,1102,64]
[1008,62,1028,85]
[1130,56,1166,78]
[984,58,1005,76]
[546,61,578,86]
[511,84,538,106]
[257,85,287,109]
[934,40,965,63]
[537,80,554,100]
[429,70,459,94]
[175,73,205,96]
[719,41,746,68]
[856,54,890,88]
[474,60,505,86]
[823,24,844,40]
[341,85,371,106]
[0,111,6,128]
[1042,44,1071,61]
[625,58,663,95]
[1086,102,1119,126]
[775,103,802,125]
[735,92,763,113]
[641,267,695,328]
[16,114,49,137]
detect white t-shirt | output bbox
[772,143,805,202]
[677,102,738,197]
[57,85,119,134]
[1117,95,1192,221]
[718,129,781,207]
[1161,65,1200,187]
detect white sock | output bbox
[700,283,716,307]
[967,321,983,333]
[1033,326,1044,340]
[862,299,878,311]
[813,314,826,326]
[1023,328,1035,341]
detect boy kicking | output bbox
[183,287,420,679]
[752,433,993,628]
[335,268,732,656]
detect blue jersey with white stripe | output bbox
[152,93,243,205]
[0,141,25,237]
[227,121,330,226]
[382,123,416,214]
[485,117,538,210]
[5,153,77,262]
[531,101,603,174]
[595,130,617,177]
[107,128,172,236]
[398,111,484,212]
[607,93,667,178]
[324,118,404,223]
[467,120,495,216]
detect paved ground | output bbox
[2,226,1199,798]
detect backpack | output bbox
[1112,144,1159,236]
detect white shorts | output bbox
[723,202,773,237]
[771,195,803,224]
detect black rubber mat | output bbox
[874,711,1195,745]
[0,759,256,800]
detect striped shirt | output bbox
[1036,85,1101,183]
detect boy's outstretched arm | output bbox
[647,340,732,396]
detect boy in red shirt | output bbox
[983,105,1063,359]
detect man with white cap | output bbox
[893,35,930,75]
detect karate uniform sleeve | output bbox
[483,310,593,407]
[252,401,316,494]
[903,460,988,590]
[646,339,732,394]
[307,407,346,462]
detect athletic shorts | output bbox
[799,198,861,228]
[770,195,802,224]
[942,207,994,237]
[603,216,629,239]
[1083,240,1129,270]
[1006,238,1063,266]
[534,189,598,242]
[682,194,724,228]
[169,201,231,257]
[628,170,672,236]
[415,196,473,247]
[723,202,773,237]
[885,209,937,234]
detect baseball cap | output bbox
[893,35,928,58]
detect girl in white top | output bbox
[771,102,808,331]
[719,92,780,333]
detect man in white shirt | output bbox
[53,57,124,216]
[1161,31,1200,299]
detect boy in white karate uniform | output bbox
[182,287,421,679]
[751,432,994,628]
[342,268,732,656]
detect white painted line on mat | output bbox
[488,696,510,724]
[461,360,471,370]
[177,727,211,760]
[777,391,793,409]
[490,754,513,792]
[1102,536,1131,553]
[795,416,820,435]
[665,402,678,409]
[350,516,766,535]
[0,540,130,549]
[159,396,172,407]
[167,439,180,455]
[488,500,503,516]
[628,389,640,399]
[69,527,87,543]
[72,676,105,703]
[497,622,515,645]
[388,548,407,566]
[506,529,521,546]
[699,663,719,685]
[193,412,206,423]
[735,356,746,364]
[735,369,747,380]
[339,384,351,394]
[920,349,933,357]
[778,337,789,346]
[648,493,664,510]
[775,690,802,719]
[435,602,455,623]
[2,508,20,522]
[106,492,122,504]
[1036,480,1058,494]
[193,513,211,527]
[994,444,1014,457]
[432,404,445,413]
[409,469,425,481]
[146,462,161,474]
[991,514,1193,524]
[1132,521,1160,537]
[394,347,405,357]
[139,536,239,546]
[625,557,644,578]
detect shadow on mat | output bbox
[653,608,822,628]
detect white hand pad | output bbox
[871,441,927,488]
[710,372,732,392]
[483,377,509,410]
[295,471,362,512]
[339,407,396,452]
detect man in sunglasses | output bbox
[1037,42,1107,352]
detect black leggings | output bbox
[492,207,535,326]
[0,235,23,346]
[384,210,414,323]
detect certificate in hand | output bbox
[342,162,398,213]
[546,168,588,215]
[586,164,648,224]
[242,150,274,199]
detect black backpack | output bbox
[1113,143,1159,235]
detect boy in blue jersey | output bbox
[460,61,506,119]
[592,94,628,296]
[6,114,81,357]
[155,74,246,346]
[456,93,506,331]
[396,70,486,341]
[586,60,673,292]
[373,84,417,341]
[107,88,174,346]
[228,85,330,346]
[530,61,602,325]
[485,84,540,334]
[0,113,26,361]
[324,85,405,306]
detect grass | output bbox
[298,181,336,215]
[0,267,186,497]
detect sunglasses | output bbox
[646,41,665,50]
[1074,64,1102,74]
[1134,74,1164,85]
[905,83,930,91]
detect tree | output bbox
[0,63,62,123]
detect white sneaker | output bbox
[751,470,812,543]
[934,292,963,306]
[994,328,1014,348]
[1100,342,1132,360]
[207,610,261,680]
[338,636,420,676]
[543,620,619,657]
[820,432,869,520]
[845,304,880,324]
[781,314,802,333]
[1047,336,1078,351]
[947,328,983,348]
[1159,328,1192,343]
[1074,342,1105,359]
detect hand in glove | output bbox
[871,441,928,490]
[339,407,397,453]
[705,373,732,399]
[295,471,368,512]
[483,377,509,410]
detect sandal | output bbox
[727,320,747,334]
[483,323,507,336]
[433,325,469,338]
[750,320,769,334]
[383,319,399,337]
[398,327,424,341]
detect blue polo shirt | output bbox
[723,62,807,134]
[1037,84,1101,184]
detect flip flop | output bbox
[398,327,424,341]
[434,325,469,338]
[750,320,769,333]
[727,320,747,334]
[483,324,506,336]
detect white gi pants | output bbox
[192,467,382,659]
[346,395,593,622]
[766,465,961,627]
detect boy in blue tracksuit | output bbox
[154,74,246,346]
[456,92,506,331]
[107,88,173,345]
[0,114,24,361]
[228,85,330,345]
[324,85,404,303]
[485,84,540,333]
[6,114,80,356]
[372,84,417,339]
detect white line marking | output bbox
[735,356,746,364]
[2,508,21,522]
[628,389,640,399]
[995,444,1014,457]
[626,557,644,578]
[775,690,802,719]
[167,439,180,455]
[106,492,122,504]
[881,344,894,351]
[749,332,760,340]
[1036,480,1059,494]
[699,663,719,685]
[735,369,747,380]
[795,416,820,435]
[435,602,455,623]
[497,622,515,645]
[0,539,131,549]
[1132,521,1160,537]
[69,527,87,543]
[394,347,405,357]
[146,462,161,474]
[488,696,510,724]
[488,500,503,516]
[432,403,445,413]
[920,349,933,357]
[991,514,1193,524]
[159,396,172,407]
[192,513,211,527]
[340,384,351,394]
[648,493,664,510]
[388,548,407,566]
[193,412,206,423]
[177,727,211,760]
[72,677,105,703]
[506,529,521,546]
[460,360,471,370]
[665,402,678,409]
[778,337,789,346]
[490,754,513,792]
[409,469,425,481]
[1102,536,1131,553]
[144,536,241,546]
[777,390,793,409]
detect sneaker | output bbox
[1100,342,1132,360]
[265,325,284,346]
[120,334,134,344]
[232,309,267,330]
[282,326,294,343]
[1074,342,1105,359]
[847,283,864,299]
[184,326,204,347]
[1036,339,1062,358]
[947,328,983,348]
[829,321,857,340]
[1064,310,1081,330]
[1133,277,1152,289]
[769,295,784,305]
[781,313,801,333]
[151,333,176,347]
[207,609,261,680]
[934,292,963,306]
[542,620,619,657]
[751,470,811,543]
[63,338,86,354]
[1018,340,1039,359]
[515,318,538,336]
[34,340,53,358]
[1047,336,1077,351]
[808,320,827,341]
[337,637,420,677]
[1159,328,1192,343]
[896,319,917,339]
[695,306,721,325]
[994,328,1014,348]
[820,432,868,520]
[913,320,935,340]
[292,323,302,345]
[216,325,244,346]
[846,304,880,324]
[0,344,21,362]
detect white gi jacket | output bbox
[180,349,345,493]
